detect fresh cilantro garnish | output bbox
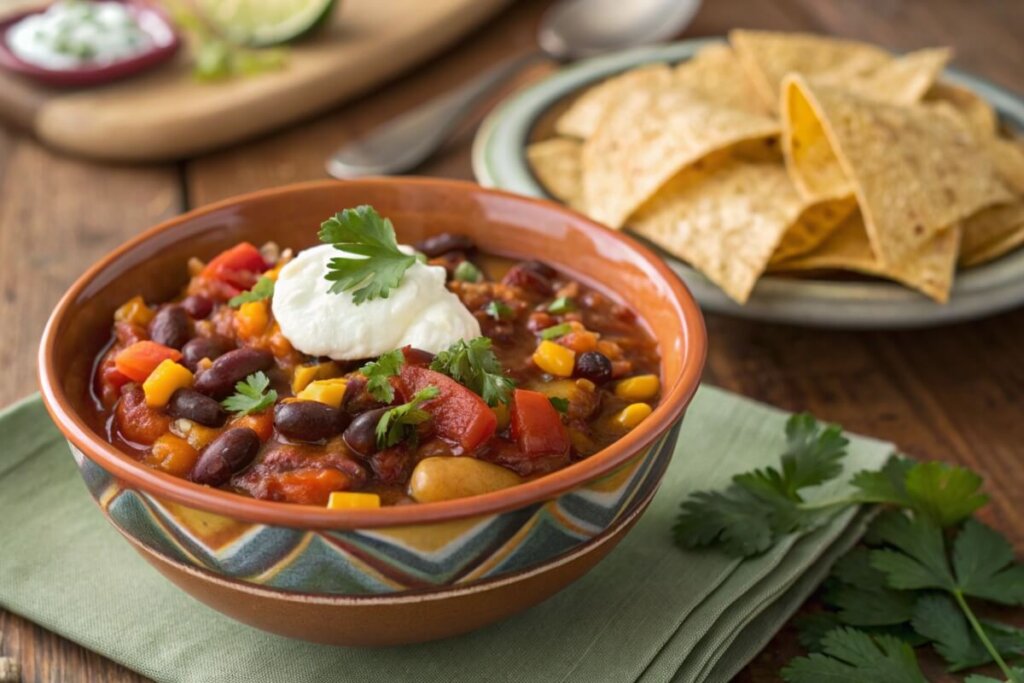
[221,371,277,415]
[430,337,514,407]
[547,296,576,314]
[540,323,573,340]
[375,386,439,448]
[912,595,1024,672]
[228,276,275,308]
[318,206,416,304]
[549,397,569,413]
[359,349,404,403]
[454,260,483,283]
[782,628,927,683]
[852,459,987,527]
[485,300,513,321]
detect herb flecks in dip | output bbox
[91,206,662,508]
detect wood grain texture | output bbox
[1,0,1023,681]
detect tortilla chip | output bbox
[771,212,960,302]
[989,136,1024,195]
[630,159,804,303]
[782,76,1011,268]
[730,30,891,112]
[553,64,672,139]
[842,47,951,105]
[926,81,998,138]
[526,137,583,208]
[959,200,1024,267]
[673,43,772,116]
[770,195,859,263]
[582,84,780,228]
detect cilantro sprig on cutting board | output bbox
[673,413,1024,683]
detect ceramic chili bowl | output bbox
[38,178,706,645]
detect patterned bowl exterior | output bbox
[69,419,680,596]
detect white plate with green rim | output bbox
[472,39,1024,329]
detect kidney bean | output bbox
[574,351,613,385]
[189,427,260,487]
[167,388,227,427]
[194,347,274,398]
[415,233,475,257]
[274,401,343,442]
[502,263,554,296]
[343,407,388,457]
[149,305,190,349]
[181,336,231,372]
[180,295,213,320]
[401,346,435,367]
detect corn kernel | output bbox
[236,300,269,339]
[533,340,576,377]
[492,402,510,431]
[291,361,342,394]
[114,295,154,327]
[146,434,199,477]
[143,360,194,408]
[615,374,660,401]
[297,378,348,408]
[613,403,653,430]
[327,491,381,510]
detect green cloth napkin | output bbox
[0,386,891,683]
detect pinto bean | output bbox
[408,457,522,503]
[181,295,213,320]
[149,305,190,349]
[181,336,231,372]
[189,428,260,487]
[194,348,274,398]
[167,388,227,427]
[415,233,475,257]
[274,401,343,442]
[342,407,388,456]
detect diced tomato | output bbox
[229,410,274,441]
[201,242,267,290]
[510,389,570,459]
[115,385,171,445]
[398,366,497,451]
[256,468,352,506]
[114,341,183,383]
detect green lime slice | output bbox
[197,0,337,47]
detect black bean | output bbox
[149,305,190,349]
[574,351,613,385]
[194,348,274,398]
[167,388,227,427]
[181,336,231,372]
[274,401,343,442]
[415,233,475,258]
[343,407,388,457]
[181,295,213,320]
[189,428,260,487]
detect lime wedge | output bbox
[197,0,337,47]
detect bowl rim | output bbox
[38,178,706,529]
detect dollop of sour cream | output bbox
[272,244,481,361]
[7,1,160,70]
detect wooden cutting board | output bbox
[0,0,512,161]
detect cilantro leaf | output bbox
[549,396,569,413]
[952,519,1024,605]
[782,628,927,683]
[850,456,914,505]
[966,672,1024,683]
[430,337,514,407]
[852,458,987,526]
[228,276,275,308]
[375,386,439,449]
[318,206,417,304]
[912,594,1024,672]
[673,413,849,556]
[359,349,404,403]
[869,512,955,591]
[826,549,916,627]
[221,371,277,416]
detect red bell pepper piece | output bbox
[510,389,570,459]
[398,366,497,451]
[114,341,183,383]
[201,242,267,290]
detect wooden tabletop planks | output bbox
[0,0,1022,681]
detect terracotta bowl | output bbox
[38,178,706,645]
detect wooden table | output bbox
[1,0,1022,680]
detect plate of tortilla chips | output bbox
[472,32,1024,328]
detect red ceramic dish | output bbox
[0,1,180,88]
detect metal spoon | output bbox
[326,0,702,178]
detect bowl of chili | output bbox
[38,178,705,645]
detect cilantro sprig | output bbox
[375,386,439,449]
[359,349,404,403]
[319,206,417,304]
[221,371,277,416]
[430,337,515,407]
[228,276,275,308]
